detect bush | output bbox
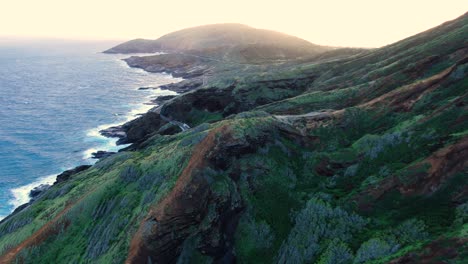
[245,219,275,250]
[455,201,468,225]
[354,238,400,263]
[137,172,164,191]
[392,219,428,244]
[119,164,140,183]
[317,240,353,264]
[276,198,367,263]
[0,215,33,237]
[354,132,409,160]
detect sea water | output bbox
[0,40,179,219]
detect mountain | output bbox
[104,23,333,63]
[0,13,467,264]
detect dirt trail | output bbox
[126,125,230,264]
[0,191,93,264]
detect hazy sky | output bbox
[1,0,466,47]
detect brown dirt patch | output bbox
[126,125,231,264]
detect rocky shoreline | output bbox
[99,53,206,145]
[0,165,92,224]
[1,52,203,223]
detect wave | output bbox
[82,87,177,163]
[1,56,179,221]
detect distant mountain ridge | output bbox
[104,23,333,62]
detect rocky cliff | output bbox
[0,13,467,264]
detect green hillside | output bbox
[0,13,467,264]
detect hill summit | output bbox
[104,23,332,62]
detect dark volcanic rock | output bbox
[150,95,177,105]
[119,112,169,144]
[55,165,92,184]
[99,111,171,146]
[100,126,126,139]
[29,184,51,199]
[160,78,203,93]
[138,87,154,90]
[91,151,116,159]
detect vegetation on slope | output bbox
[0,12,467,264]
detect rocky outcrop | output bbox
[150,95,177,105]
[91,151,116,160]
[100,112,170,145]
[159,78,203,93]
[54,165,92,184]
[29,184,51,200]
[100,126,127,141]
[119,112,169,144]
[126,123,274,263]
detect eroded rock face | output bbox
[160,86,237,122]
[126,125,272,263]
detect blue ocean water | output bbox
[0,40,179,219]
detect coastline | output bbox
[0,54,183,221]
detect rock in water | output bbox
[91,150,116,159]
[99,125,127,139]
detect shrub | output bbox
[119,164,140,183]
[244,218,275,250]
[454,201,468,226]
[276,198,367,263]
[318,240,353,264]
[356,132,408,160]
[0,215,33,237]
[137,172,164,191]
[392,219,428,244]
[354,238,400,263]
[344,164,359,177]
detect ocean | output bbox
[0,40,179,220]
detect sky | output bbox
[0,0,466,47]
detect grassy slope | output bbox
[0,13,467,264]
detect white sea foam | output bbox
[82,83,177,163]
[1,56,180,221]
[82,128,130,162]
[9,173,58,209]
